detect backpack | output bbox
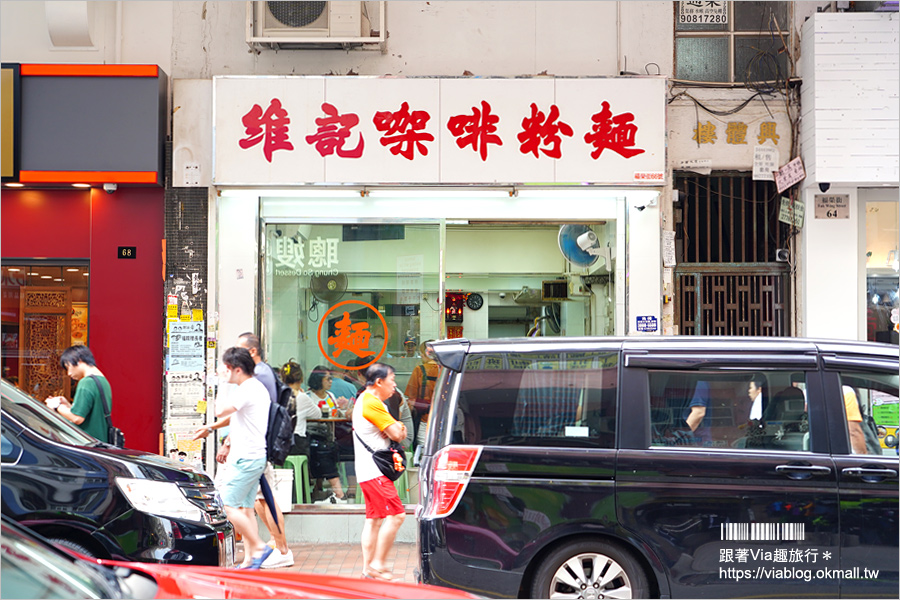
[265,399,294,467]
[264,364,296,466]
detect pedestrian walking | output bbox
[44,345,114,443]
[236,332,295,567]
[205,346,272,569]
[352,363,407,581]
[195,333,295,568]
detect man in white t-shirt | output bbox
[352,363,407,581]
[747,373,768,421]
[207,347,273,570]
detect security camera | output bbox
[818,182,831,193]
[498,292,507,299]
[103,183,117,194]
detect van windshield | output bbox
[1,380,99,447]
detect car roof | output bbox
[429,336,898,370]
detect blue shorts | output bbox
[220,457,266,508]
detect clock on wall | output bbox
[466,293,484,311]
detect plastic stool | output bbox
[283,455,311,504]
[394,469,410,504]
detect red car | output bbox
[1,517,479,599]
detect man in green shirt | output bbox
[45,345,113,443]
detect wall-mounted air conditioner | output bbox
[247,1,385,49]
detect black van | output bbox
[417,337,899,599]
[1,380,234,566]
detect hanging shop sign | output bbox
[213,77,666,185]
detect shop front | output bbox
[1,63,167,453]
[186,75,668,503]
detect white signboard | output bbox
[679,1,727,25]
[662,230,677,267]
[778,197,805,228]
[753,145,778,181]
[774,157,806,194]
[814,194,850,219]
[214,77,666,185]
[668,100,790,173]
[678,158,712,175]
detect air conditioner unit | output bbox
[247,1,385,48]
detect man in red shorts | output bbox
[352,363,408,581]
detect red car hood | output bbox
[97,559,480,599]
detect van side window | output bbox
[456,352,617,448]
[835,371,898,456]
[649,370,811,451]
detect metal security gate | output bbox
[676,265,790,336]
[675,174,794,337]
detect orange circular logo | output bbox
[317,300,388,370]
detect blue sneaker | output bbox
[246,545,274,570]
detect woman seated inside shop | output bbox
[281,360,323,500]
[307,368,349,504]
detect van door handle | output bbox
[775,464,831,479]
[842,467,898,480]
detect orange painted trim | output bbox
[20,64,159,78]
[20,171,159,184]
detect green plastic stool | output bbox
[283,455,311,504]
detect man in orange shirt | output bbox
[352,363,407,581]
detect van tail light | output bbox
[424,445,482,519]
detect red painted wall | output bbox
[2,188,163,453]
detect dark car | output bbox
[417,337,899,599]
[1,379,235,566]
[1,515,481,599]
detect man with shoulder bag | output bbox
[352,363,408,581]
[45,345,120,445]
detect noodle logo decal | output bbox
[317,300,388,370]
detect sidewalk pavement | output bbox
[236,541,418,583]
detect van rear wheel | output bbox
[49,538,96,559]
[531,539,648,599]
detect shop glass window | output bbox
[675,1,791,83]
[649,369,810,452]
[836,370,898,457]
[455,352,618,448]
[262,222,441,504]
[1,264,90,399]
[865,201,899,344]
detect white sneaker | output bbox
[314,493,349,504]
[261,548,294,569]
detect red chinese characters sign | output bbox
[215,77,665,184]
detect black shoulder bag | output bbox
[353,430,407,481]
[89,376,125,447]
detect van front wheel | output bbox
[530,539,649,599]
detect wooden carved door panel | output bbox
[19,287,71,400]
